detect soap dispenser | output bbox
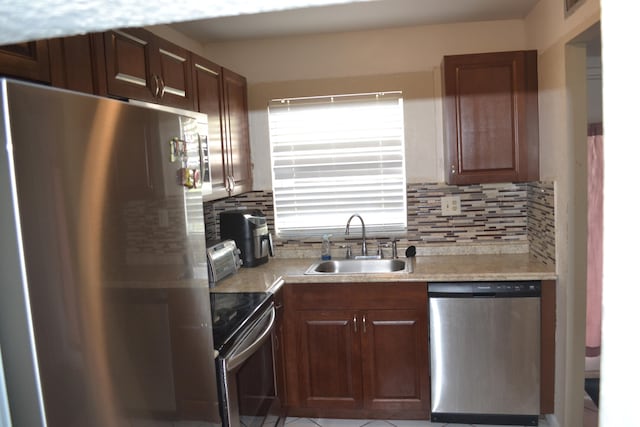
[321,234,332,260]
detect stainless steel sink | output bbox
[305,258,409,275]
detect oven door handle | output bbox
[226,307,276,371]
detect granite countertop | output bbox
[210,253,557,294]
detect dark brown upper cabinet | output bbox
[192,54,228,200]
[442,50,539,185]
[191,55,253,200]
[220,68,252,196]
[1,30,253,200]
[0,35,103,95]
[103,28,195,110]
[192,54,252,200]
[0,40,51,83]
[49,34,105,95]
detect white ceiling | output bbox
[170,0,540,43]
[0,0,539,46]
[0,0,363,45]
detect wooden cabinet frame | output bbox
[0,40,51,83]
[283,283,429,419]
[192,53,253,200]
[442,50,539,184]
[103,28,195,109]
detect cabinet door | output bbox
[103,29,194,108]
[103,28,157,102]
[0,40,50,82]
[442,50,539,185]
[361,309,429,417]
[153,37,194,110]
[222,68,252,195]
[192,54,228,200]
[296,309,362,410]
[49,34,102,94]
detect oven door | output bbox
[218,304,279,427]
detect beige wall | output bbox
[247,72,442,189]
[146,24,207,57]
[525,0,600,425]
[204,20,526,83]
[202,20,528,189]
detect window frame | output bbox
[267,91,408,238]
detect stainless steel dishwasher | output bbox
[428,281,541,426]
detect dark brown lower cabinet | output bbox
[541,279,556,414]
[283,283,429,419]
[362,309,428,414]
[272,287,287,416]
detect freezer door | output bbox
[429,297,540,416]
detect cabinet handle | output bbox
[159,77,166,99]
[228,175,236,192]
[450,164,456,174]
[353,315,358,333]
[362,315,367,334]
[152,74,160,97]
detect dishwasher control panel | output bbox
[428,281,541,297]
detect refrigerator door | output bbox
[0,345,13,427]
[0,79,220,427]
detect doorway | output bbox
[568,22,603,427]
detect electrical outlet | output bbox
[441,195,462,216]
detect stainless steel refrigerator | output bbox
[0,79,221,427]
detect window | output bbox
[268,92,407,237]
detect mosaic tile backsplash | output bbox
[203,182,556,264]
[527,181,556,264]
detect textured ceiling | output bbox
[0,0,363,45]
[0,0,540,46]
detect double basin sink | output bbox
[305,258,411,275]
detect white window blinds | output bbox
[268,92,407,236]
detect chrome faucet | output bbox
[345,214,367,257]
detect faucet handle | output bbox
[339,244,353,259]
[376,242,384,259]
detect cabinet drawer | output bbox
[286,282,427,309]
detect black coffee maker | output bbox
[219,209,274,267]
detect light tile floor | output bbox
[284,417,550,427]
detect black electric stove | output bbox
[210,291,273,355]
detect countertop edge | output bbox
[210,255,557,294]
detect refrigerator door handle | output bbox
[198,134,208,186]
